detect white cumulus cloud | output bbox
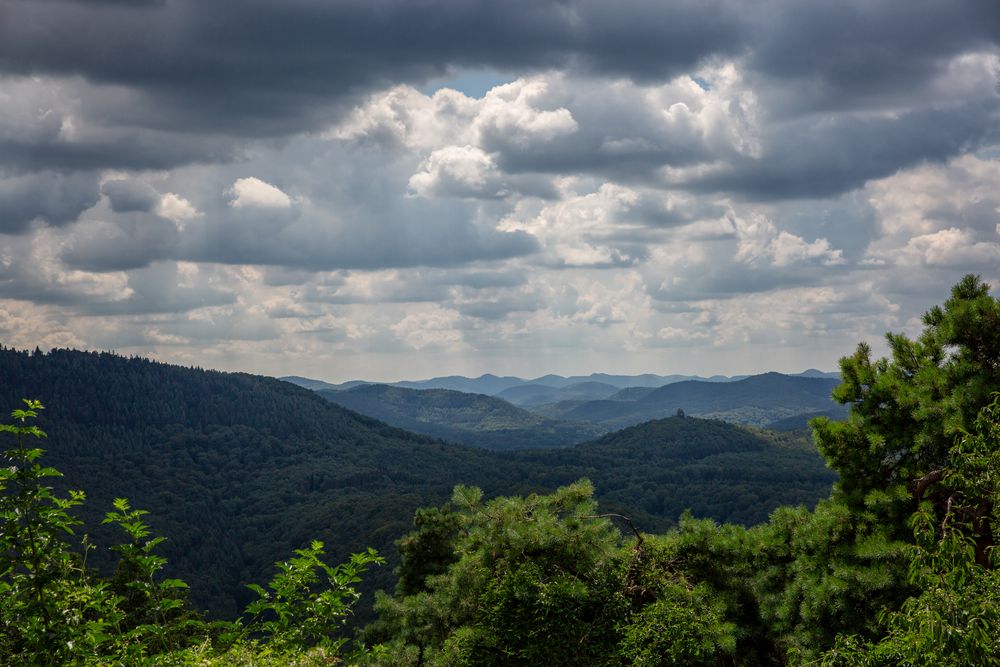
[734,214,845,267]
[226,177,292,209]
[408,145,506,199]
[899,227,1000,268]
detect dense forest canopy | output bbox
[1,274,999,665]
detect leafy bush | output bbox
[0,399,381,666]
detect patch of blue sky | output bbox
[690,75,711,91]
[421,69,514,98]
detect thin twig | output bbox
[582,513,642,544]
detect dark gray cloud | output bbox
[0,74,242,173]
[683,102,1000,199]
[454,293,543,320]
[293,267,532,307]
[350,64,997,205]
[0,232,124,307]
[78,263,236,316]
[0,0,742,135]
[748,0,1000,112]
[259,266,324,287]
[621,193,727,229]
[0,171,100,233]
[101,179,160,213]
[455,270,528,290]
[0,240,234,315]
[480,77,743,180]
[0,126,241,173]
[2,0,997,185]
[4,0,995,131]
[647,261,838,303]
[60,213,180,271]
[181,215,538,270]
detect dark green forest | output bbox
[317,383,606,450]
[2,274,999,665]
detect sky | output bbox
[1,0,999,382]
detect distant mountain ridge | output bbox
[547,372,843,429]
[316,384,605,450]
[280,369,840,395]
[295,371,845,440]
[495,381,621,407]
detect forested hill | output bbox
[548,372,844,428]
[494,380,620,407]
[0,347,470,617]
[317,384,605,449]
[0,347,835,621]
[508,415,836,526]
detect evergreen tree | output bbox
[814,274,1000,519]
[822,394,1000,665]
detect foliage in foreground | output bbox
[364,481,736,666]
[0,400,382,665]
[821,395,1000,666]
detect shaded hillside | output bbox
[528,372,740,389]
[317,384,605,449]
[495,380,620,407]
[547,372,841,428]
[766,406,850,431]
[0,348,495,619]
[1,347,837,623]
[393,374,525,394]
[279,375,345,391]
[493,383,559,405]
[607,386,658,401]
[508,416,836,526]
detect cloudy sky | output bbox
[2,0,999,382]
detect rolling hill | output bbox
[766,407,850,431]
[316,384,605,449]
[509,415,837,527]
[543,372,842,428]
[494,380,621,407]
